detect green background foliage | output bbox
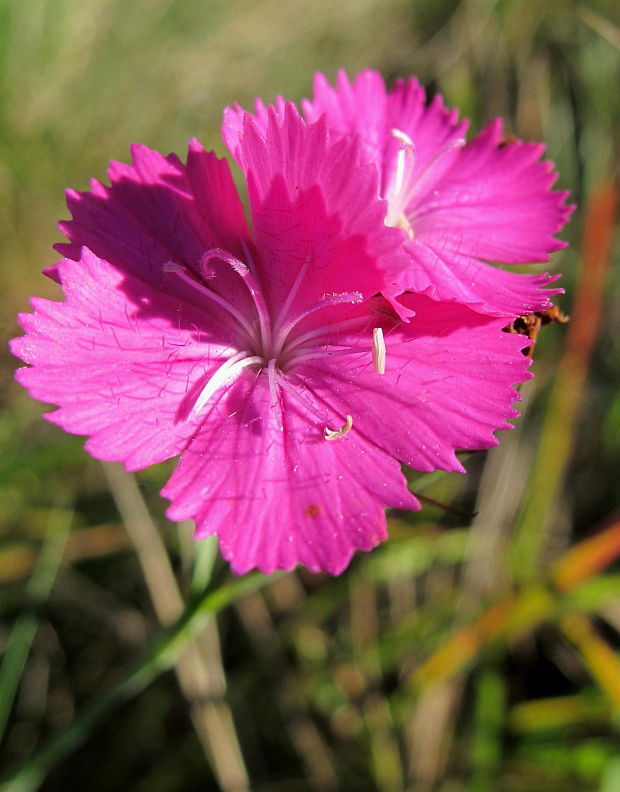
[0,1,619,790]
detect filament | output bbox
[201,249,273,354]
[283,316,370,357]
[272,253,312,337]
[190,352,262,418]
[384,130,466,228]
[164,262,257,345]
[284,345,369,370]
[404,137,466,210]
[273,291,364,358]
[267,358,279,409]
[275,370,328,424]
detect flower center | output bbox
[164,249,384,433]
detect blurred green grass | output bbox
[1,1,619,790]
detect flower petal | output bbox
[295,294,532,473]
[303,69,468,193]
[222,95,287,165]
[411,119,573,265]
[11,250,239,471]
[303,69,391,166]
[304,71,571,318]
[223,101,410,314]
[397,240,563,317]
[163,374,418,575]
[56,141,250,280]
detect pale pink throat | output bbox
[384,128,466,237]
[164,249,390,436]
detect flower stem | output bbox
[0,570,280,792]
[103,462,250,792]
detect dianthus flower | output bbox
[12,104,533,574]
[224,69,572,319]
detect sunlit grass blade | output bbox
[408,519,620,690]
[509,694,611,734]
[512,183,618,581]
[191,534,219,594]
[103,462,250,792]
[560,612,620,712]
[552,518,620,593]
[468,667,506,792]
[0,570,280,792]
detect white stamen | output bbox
[190,352,261,418]
[272,291,364,359]
[283,316,370,360]
[267,358,279,408]
[372,327,386,374]
[386,129,416,229]
[392,128,414,147]
[384,130,466,235]
[163,261,257,344]
[324,414,353,441]
[272,253,312,337]
[391,130,415,197]
[201,248,273,354]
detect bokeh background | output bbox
[1,1,619,790]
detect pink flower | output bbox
[224,70,572,319]
[12,103,532,575]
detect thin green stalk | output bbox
[0,508,72,741]
[468,667,505,792]
[0,570,280,792]
[512,184,617,581]
[191,535,220,595]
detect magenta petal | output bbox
[56,142,251,279]
[297,295,532,473]
[11,250,238,471]
[222,95,287,165]
[303,70,391,165]
[399,240,563,317]
[411,120,573,264]
[230,102,409,311]
[305,70,571,319]
[304,70,468,191]
[163,375,417,575]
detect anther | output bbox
[386,129,416,232]
[324,414,353,441]
[391,128,414,147]
[372,327,386,374]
